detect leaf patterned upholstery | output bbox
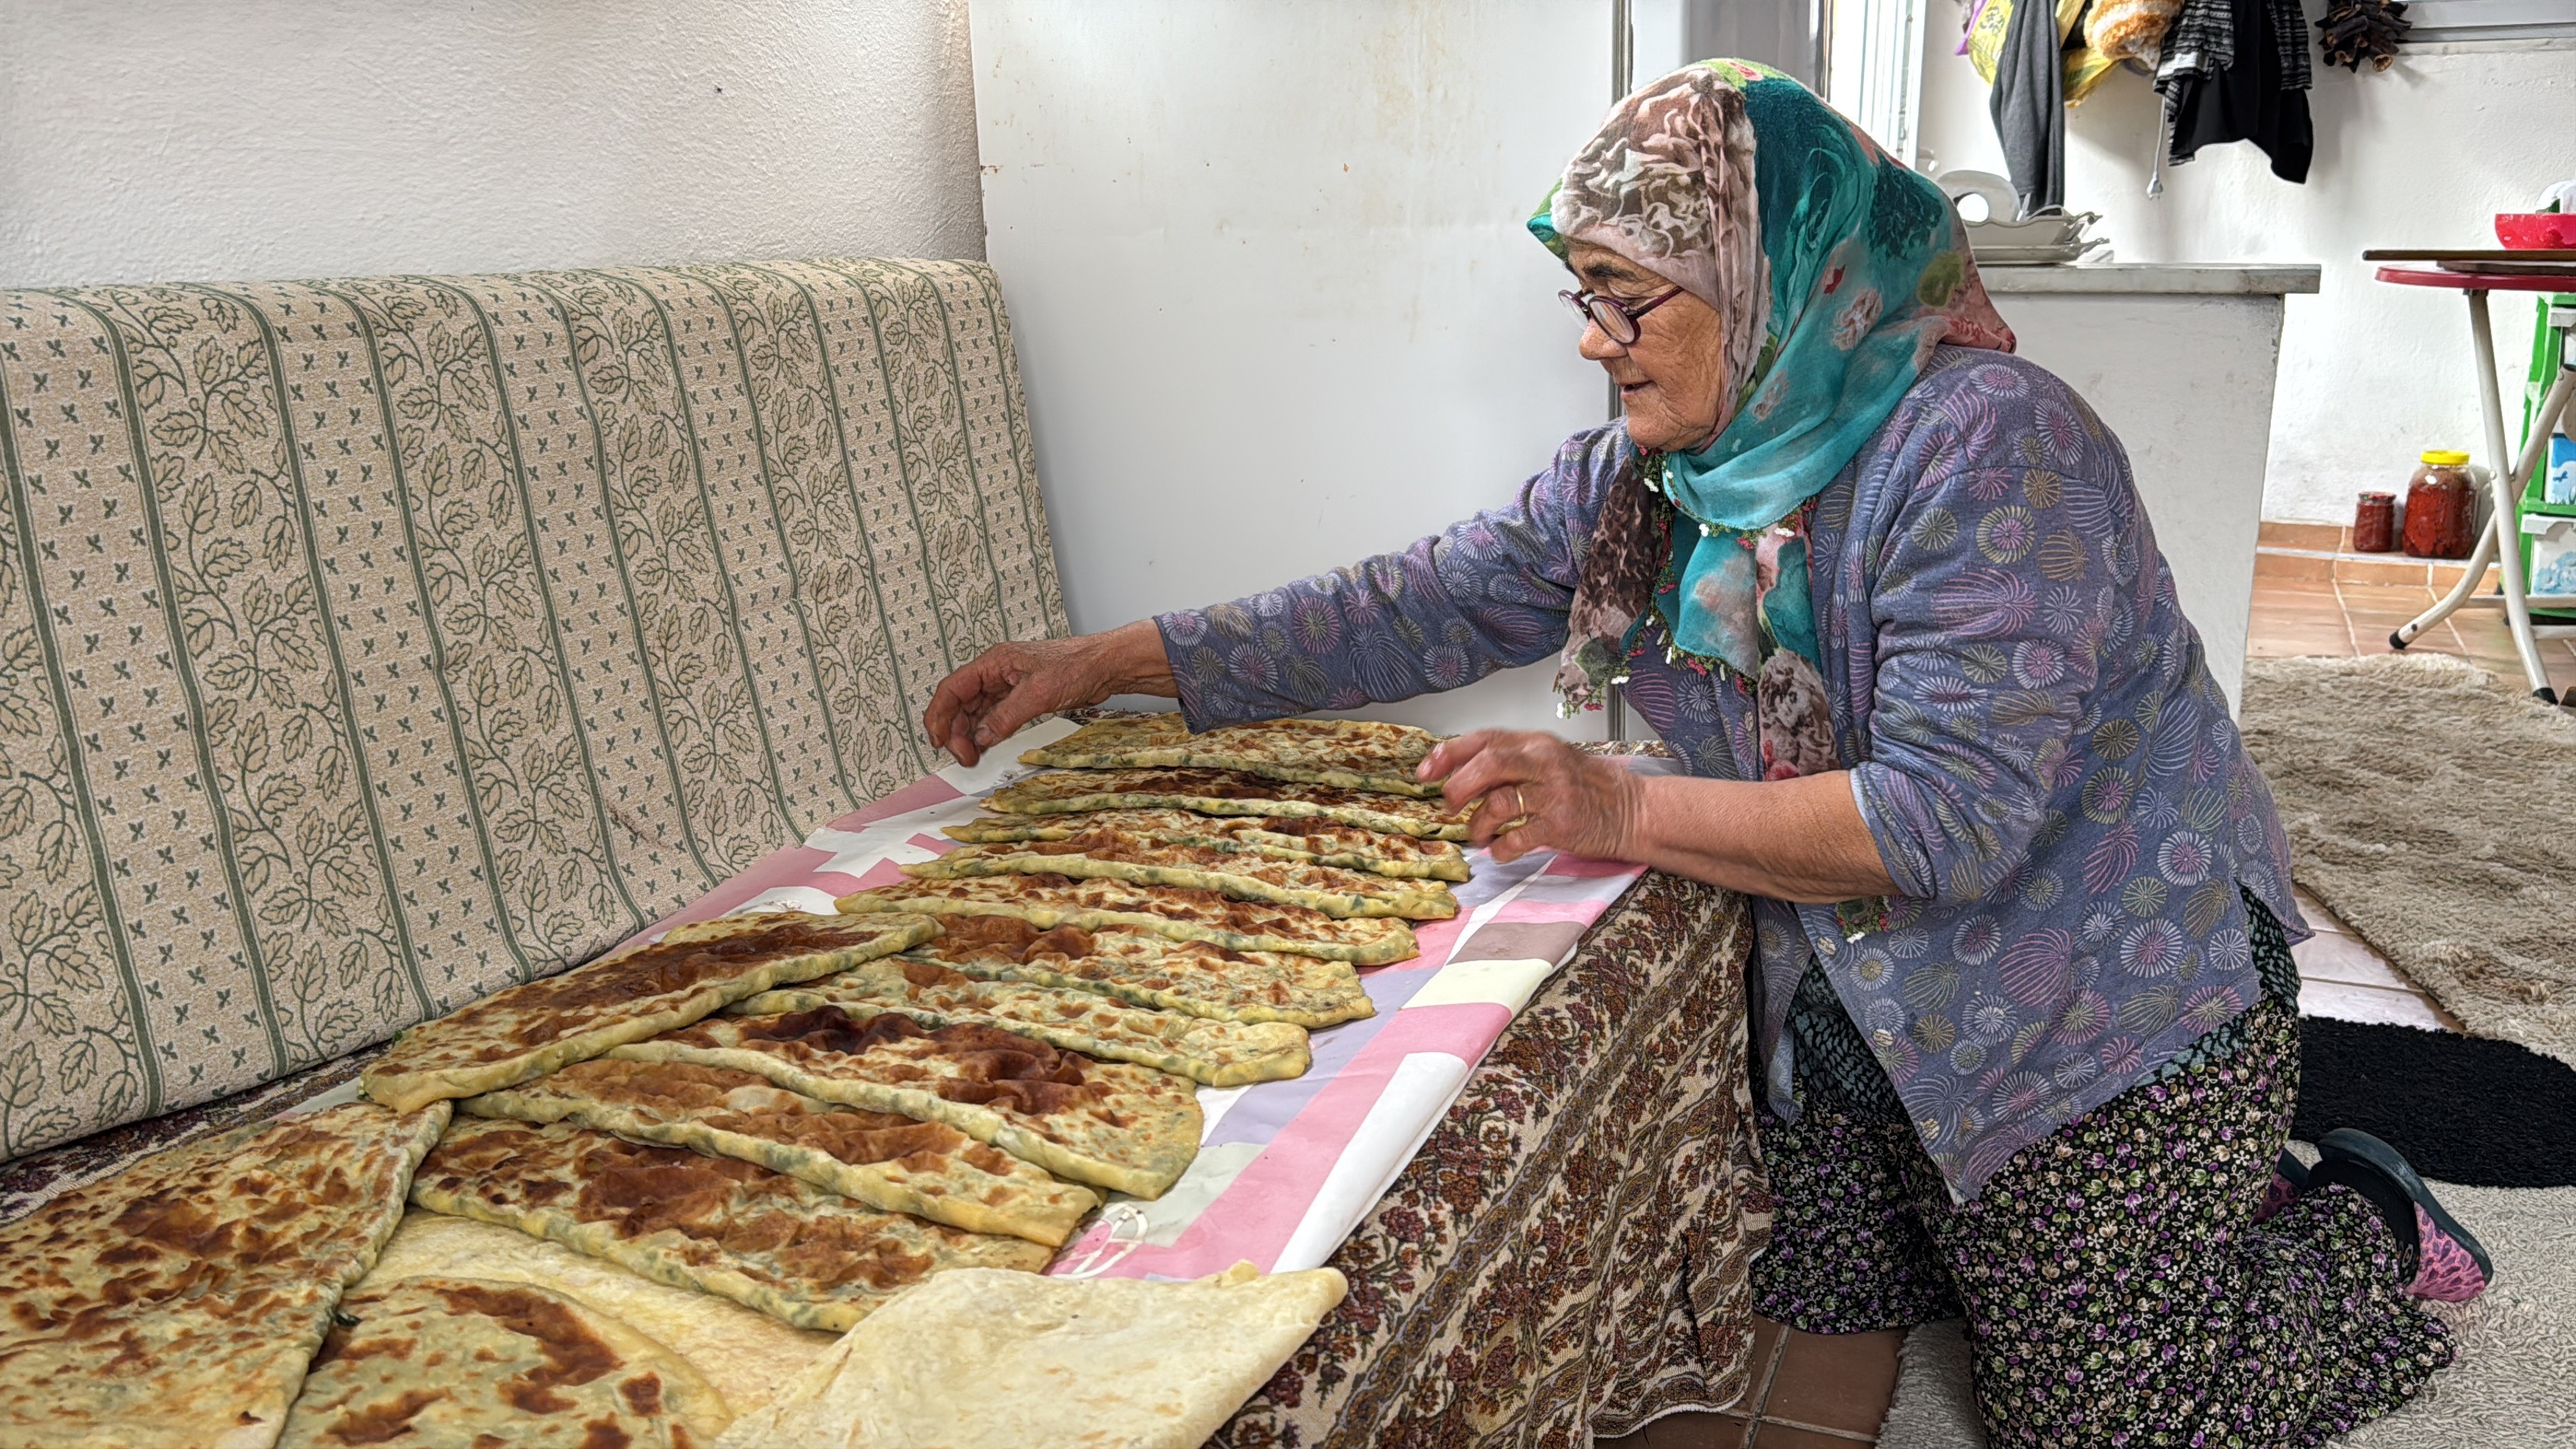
[0,259,1066,1161]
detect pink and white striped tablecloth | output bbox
[617,718,1651,1281]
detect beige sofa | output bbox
[0,259,1064,1161]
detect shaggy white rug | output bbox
[1876,1163,2576,1447]
[2239,654,2576,1066]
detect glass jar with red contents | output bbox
[2353,491,2397,553]
[2403,449,2478,559]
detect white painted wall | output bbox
[1914,15,2576,523]
[972,1,1620,737]
[0,0,985,285]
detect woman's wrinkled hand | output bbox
[923,621,1177,766]
[1420,729,1650,865]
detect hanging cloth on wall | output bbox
[1989,0,2067,215]
[1968,0,2120,218]
[2157,0,2313,184]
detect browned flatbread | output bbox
[986,767,1471,840]
[275,1276,729,1448]
[610,1006,1202,1199]
[460,1057,1100,1246]
[905,913,1376,1029]
[946,807,1470,880]
[356,1210,837,1421]
[1021,714,1445,797]
[409,1117,1052,1333]
[362,911,937,1113]
[733,958,1312,1087]
[0,1101,450,1449]
[907,832,1457,921]
[836,875,1418,965]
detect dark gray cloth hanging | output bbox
[1989,0,2066,217]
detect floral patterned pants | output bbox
[1753,991,2455,1448]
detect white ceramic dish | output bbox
[1963,211,2100,249]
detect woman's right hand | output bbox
[922,620,1179,765]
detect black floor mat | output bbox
[2294,1016,2576,1188]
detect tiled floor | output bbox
[2249,520,2576,699]
[1606,556,2479,1447]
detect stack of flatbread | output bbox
[0,714,1457,1445]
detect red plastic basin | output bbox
[2496,212,2576,250]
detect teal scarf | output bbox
[1534,61,2012,686]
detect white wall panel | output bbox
[972,1,1620,736]
[0,0,984,284]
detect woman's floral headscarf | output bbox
[1535,61,2014,724]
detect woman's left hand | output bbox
[1420,730,1649,864]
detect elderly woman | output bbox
[928,63,2484,1445]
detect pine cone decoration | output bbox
[2317,0,2410,71]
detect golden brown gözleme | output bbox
[362,911,939,1113]
[903,913,1377,1029]
[837,874,1418,965]
[944,806,1470,880]
[274,1275,730,1449]
[459,1056,1100,1246]
[906,831,1459,921]
[0,1101,449,1449]
[985,765,1471,840]
[408,1117,1052,1334]
[609,1006,1202,1199]
[732,957,1313,1087]
[1021,713,1447,798]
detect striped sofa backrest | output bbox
[0,258,1066,1161]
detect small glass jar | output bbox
[2353,491,2397,553]
[2402,450,2478,560]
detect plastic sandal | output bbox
[2318,1128,2494,1303]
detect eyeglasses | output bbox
[1559,284,1685,345]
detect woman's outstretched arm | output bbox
[923,427,1627,763]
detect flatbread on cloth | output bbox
[409,1118,1052,1333]
[362,1210,836,1420]
[905,913,1374,1028]
[836,875,1418,965]
[712,1262,1348,1449]
[907,834,1459,921]
[275,1275,730,1448]
[461,1057,1098,1246]
[732,958,1313,1088]
[363,912,940,1112]
[0,1101,450,1449]
[944,807,1470,881]
[1020,713,1445,798]
[610,1007,1202,1199]
[986,766,1471,839]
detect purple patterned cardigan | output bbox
[1157,348,2307,1201]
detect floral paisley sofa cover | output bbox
[0,260,1066,1161]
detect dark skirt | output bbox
[1752,894,2452,1447]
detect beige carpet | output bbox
[2241,654,2576,1067]
[1876,1169,2576,1447]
